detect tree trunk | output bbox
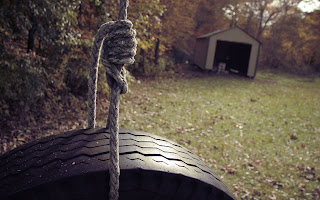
[245,11,253,33]
[38,37,41,52]
[141,49,145,73]
[154,38,160,64]
[78,1,83,28]
[27,20,37,53]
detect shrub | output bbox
[0,52,48,115]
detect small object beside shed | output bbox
[194,27,261,78]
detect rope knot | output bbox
[101,20,137,94]
[88,1,133,199]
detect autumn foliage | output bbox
[0,0,319,119]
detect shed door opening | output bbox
[213,40,252,75]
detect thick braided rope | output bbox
[103,19,136,200]
[88,23,110,129]
[88,1,136,200]
[119,0,128,20]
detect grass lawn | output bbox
[1,71,319,199]
[95,71,320,199]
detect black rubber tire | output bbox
[0,128,236,200]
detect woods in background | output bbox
[0,0,319,118]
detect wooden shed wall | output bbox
[194,38,209,69]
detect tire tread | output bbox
[0,128,235,200]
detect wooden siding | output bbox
[194,38,209,69]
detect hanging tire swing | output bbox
[0,1,236,200]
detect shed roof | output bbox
[197,26,261,44]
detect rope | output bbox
[87,1,136,199]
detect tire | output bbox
[0,128,236,200]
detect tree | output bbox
[194,0,227,35]
[0,0,84,116]
[262,9,320,73]
[126,0,166,74]
[161,0,198,50]
[221,0,302,39]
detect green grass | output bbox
[96,72,320,199]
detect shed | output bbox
[194,27,261,78]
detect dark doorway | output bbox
[213,40,252,75]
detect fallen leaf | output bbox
[227,168,236,174]
[290,134,298,140]
[268,194,277,200]
[251,98,257,102]
[306,174,314,180]
[17,137,26,142]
